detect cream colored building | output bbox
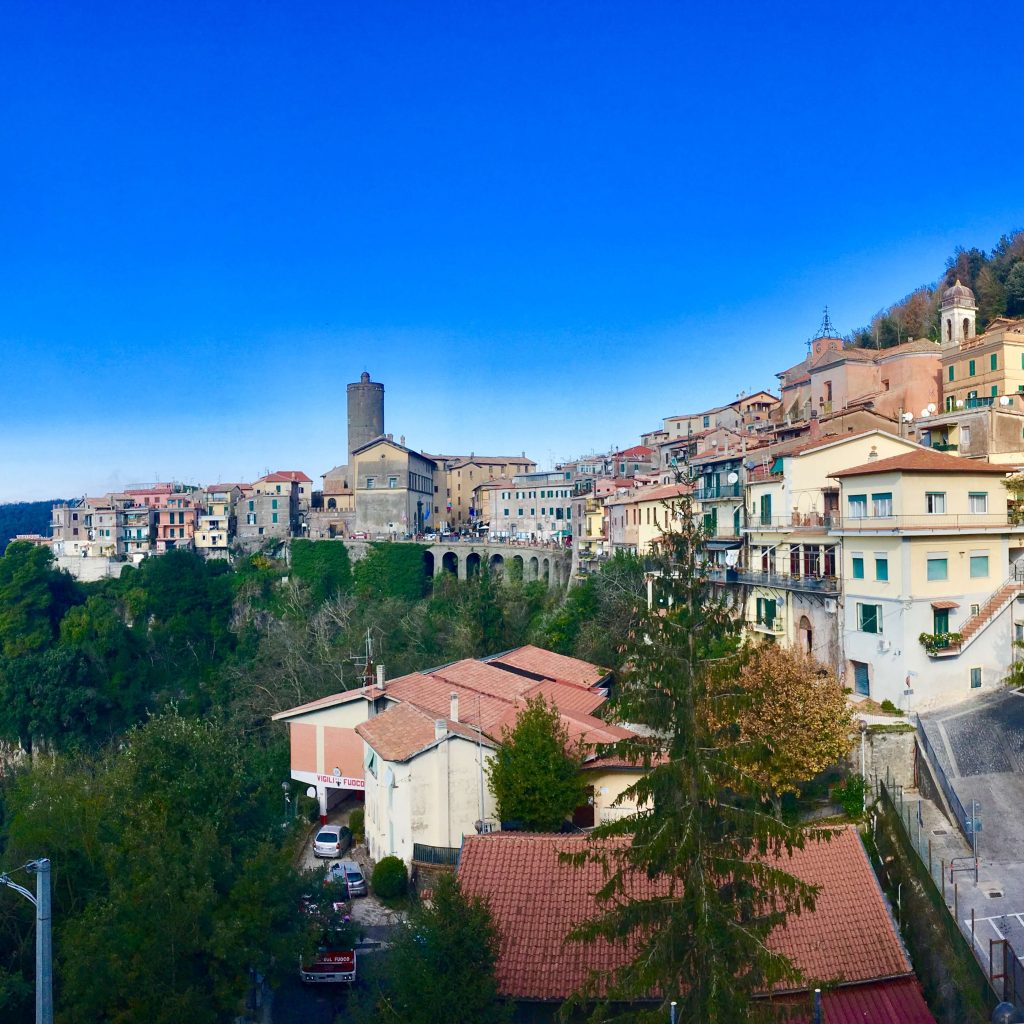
[434,455,537,530]
[194,484,241,553]
[831,448,1023,710]
[741,430,918,672]
[357,701,498,864]
[941,309,1024,413]
[352,436,437,536]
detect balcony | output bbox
[707,567,839,594]
[930,442,958,452]
[749,618,785,636]
[694,483,742,501]
[833,513,1018,534]
[745,512,840,533]
[964,396,994,409]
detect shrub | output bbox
[879,699,904,716]
[349,807,365,843]
[832,774,867,819]
[372,856,408,899]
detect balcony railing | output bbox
[711,567,839,594]
[745,512,840,532]
[963,396,994,409]
[694,483,742,501]
[930,442,958,452]
[749,618,785,635]
[834,513,1016,532]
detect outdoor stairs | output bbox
[949,576,1024,654]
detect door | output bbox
[572,787,595,828]
[852,661,870,697]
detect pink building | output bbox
[155,494,199,551]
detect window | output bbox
[969,359,976,376]
[365,749,377,778]
[271,498,278,510]
[366,477,375,489]
[948,365,954,382]
[518,509,523,516]
[992,385,999,398]
[503,509,509,516]
[759,494,772,526]
[756,597,777,627]
[848,495,867,519]
[703,415,710,428]
[852,661,870,696]
[875,556,889,581]
[852,555,865,579]
[872,492,893,517]
[991,353,998,371]
[970,554,989,578]
[276,484,281,493]
[388,476,398,488]
[925,492,946,514]
[933,608,949,634]
[271,513,278,524]
[927,557,948,581]
[857,603,882,634]
[972,603,981,617]
[248,500,254,512]
[969,492,988,514]
[970,667,982,689]
[962,425,972,446]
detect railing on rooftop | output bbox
[745,512,840,531]
[694,483,742,500]
[710,567,839,593]
[412,842,461,866]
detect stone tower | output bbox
[940,279,977,349]
[347,371,385,462]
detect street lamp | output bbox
[0,858,53,1024]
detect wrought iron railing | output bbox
[412,842,461,866]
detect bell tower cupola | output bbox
[940,279,977,349]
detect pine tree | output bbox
[566,490,828,1023]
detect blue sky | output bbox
[2,1,1022,501]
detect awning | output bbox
[931,600,959,610]
[705,539,743,550]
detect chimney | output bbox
[376,664,386,690]
[434,719,447,741]
[808,410,821,440]
[450,691,459,723]
[400,435,405,446]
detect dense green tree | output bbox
[361,872,509,1024]
[353,542,430,601]
[1006,261,1024,317]
[0,543,81,658]
[485,695,586,830]
[567,494,825,1023]
[1,712,307,1024]
[0,501,62,556]
[290,539,352,603]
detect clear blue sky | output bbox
[2,1,1022,501]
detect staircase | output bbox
[948,570,1024,654]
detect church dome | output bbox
[942,278,976,308]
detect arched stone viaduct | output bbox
[423,542,571,587]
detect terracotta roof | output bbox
[782,978,935,1023]
[274,470,313,482]
[611,445,655,459]
[831,448,1011,478]
[384,674,513,732]
[488,645,610,689]
[270,685,382,720]
[622,482,692,505]
[458,826,911,1002]
[355,702,494,762]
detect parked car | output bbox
[423,532,438,542]
[329,859,368,897]
[313,825,353,859]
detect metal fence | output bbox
[412,842,460,866]
[915,719,974,839]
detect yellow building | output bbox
[434,455,537,529]
[832,448,1023,710]
[629,482,692,554]
[740,430,918,671]
[942,314,1024,413]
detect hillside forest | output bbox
[0,539,643,1024]
[847,229,1024,349]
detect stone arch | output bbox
[529,556,539,581]
[442,551,458,576]
[798,614,813,655]
[327,497,337,510]
[423,550,435,580]
[466,552,481,578]
[542,557,550,583]
[511,554,524,581]
[489,553,504,578]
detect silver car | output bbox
[312,825,352,859]
[330,859,367,897]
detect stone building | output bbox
[352,436,437,536]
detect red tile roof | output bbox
[831,448,1012,478]
[274,469,313,482]
[785,978,935,1024]
[270,685,382,720]
[488,645,610,689]
[355,701,494,762]
[458,827,912,1002]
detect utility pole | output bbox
[1,858,53,1024]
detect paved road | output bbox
[920,688,1024,971]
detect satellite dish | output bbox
[306,786,317,799]
[776,596,786,607]
[744,460,756,470]
[726,471,739,484]
[919,408,930,418]
[927,403,937,414]
[956,400,965,408]
[1001,396,1011,406]
[332,767,341,778]
[724,550,739,566]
